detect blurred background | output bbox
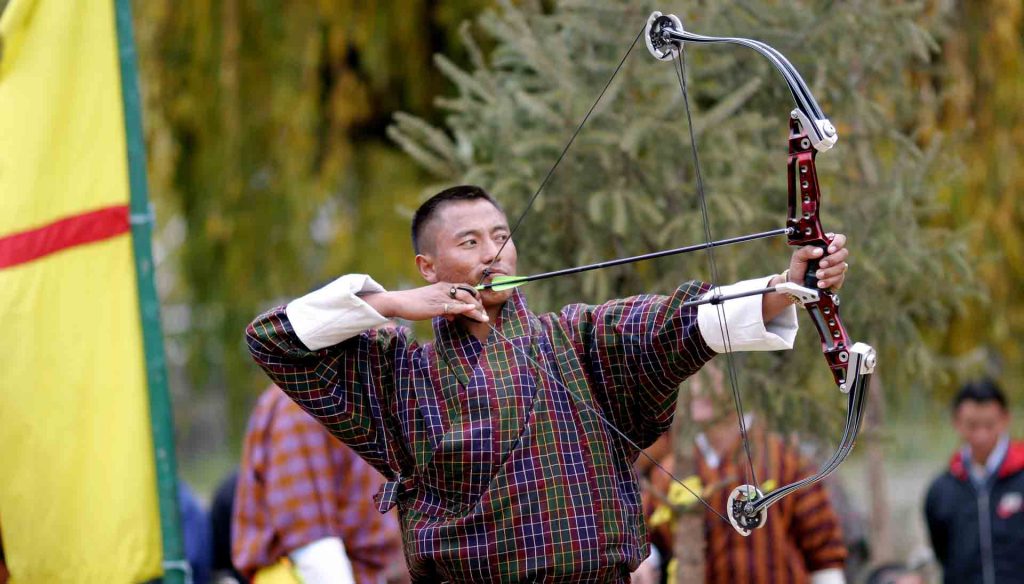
[4,0,1023,581]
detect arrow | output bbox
[476,228,790,292]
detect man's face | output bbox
[954,400,1010,461]
[417,198,518,309]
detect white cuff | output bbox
[810,567,846,584]
[696,275,798,353]
[285,274,390,351]
[289,536,356,584]
[643,544,662,568]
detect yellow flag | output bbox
[0,0,162,581]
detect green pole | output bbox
[113,1,189,582]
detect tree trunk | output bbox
[672,390,705,584]
[864,375,893,561]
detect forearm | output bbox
[762,272,797,322]
[360,289,407,320]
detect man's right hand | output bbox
[362,282,489,323]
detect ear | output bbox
[416,254,438,283]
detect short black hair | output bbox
[411,185,502,254]
[953,378,1008,412]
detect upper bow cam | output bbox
[644,10,838,152]
[644,9,878,536]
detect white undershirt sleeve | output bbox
[288,536,356,584]
[810,567,846,584]
[696,275,799,353]
[285,274,390,351]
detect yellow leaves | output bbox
[648,504,674,529]
[648,475,704,529]
[667,475,704,508]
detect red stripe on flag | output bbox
[0,205,131,269]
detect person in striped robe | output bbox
[641,368,847,584]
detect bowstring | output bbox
[477,26,646,288]
[465,21,734,525]
[672,44,760,492]
[461,16,775,527]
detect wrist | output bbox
[361,290,398,319]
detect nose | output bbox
[481,237,502,265]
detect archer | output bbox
[246,184,850,582]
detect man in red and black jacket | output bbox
[924,379,1024,584]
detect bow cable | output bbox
[672,41,761,495]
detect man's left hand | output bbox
[763,233,850,322]
[787,233,849,291]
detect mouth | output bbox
[480,267,506,281]
[477,269,512,291]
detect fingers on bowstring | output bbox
[452,285,484,310]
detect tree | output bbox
[132,1,487,443]
[390,0,970,577]
[928,0,1024,395]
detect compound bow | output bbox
[476,9,878,537]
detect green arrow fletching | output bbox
[477,275,528,292]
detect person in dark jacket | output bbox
[924,379,1024,584]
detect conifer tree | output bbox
[391,0,968,440]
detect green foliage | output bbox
[390,0,972,437]
[928,0,1024,398]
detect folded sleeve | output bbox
[285,274,390,351]
[696,275,798,352]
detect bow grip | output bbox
[800,241,830,290]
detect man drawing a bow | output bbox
[246,185,850,583]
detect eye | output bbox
[495,232,510,243]
[460,239,477,248]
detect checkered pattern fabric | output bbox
[232,386,404,581]
[246,284,714,583]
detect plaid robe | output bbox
[232,386,404,581]
[246,284,715,583]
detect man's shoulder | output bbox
[997,439,1024,480]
